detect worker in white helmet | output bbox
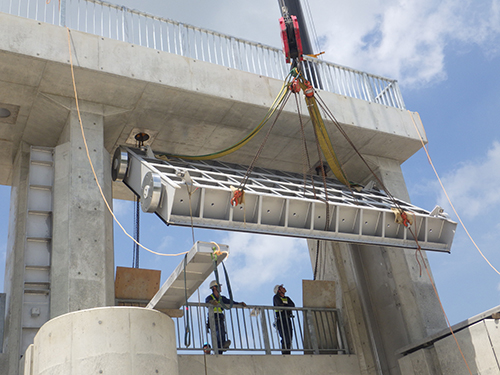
[273,284,295,354]
[205,280,246,354]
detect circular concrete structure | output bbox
[29,307,178,375]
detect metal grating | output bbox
[115,147,456,252]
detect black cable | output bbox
[212,256,234,310]
[133,195,140,268]
[313,240,320,280]
[183,255,191,347]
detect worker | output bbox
[205,280,247,354]
[273,284,295,354]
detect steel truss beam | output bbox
[113,147,456,253]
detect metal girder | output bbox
[146,241,228,311]
[113,146,457,253]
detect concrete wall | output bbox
[178,354,361,375]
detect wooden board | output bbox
[115,266,161,300]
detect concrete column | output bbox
[362,157,447,339]
[309,156,447,375]
[23,307,179,375]
[51,110,114,317]
[309,240,379,375]
[2,143,31,375]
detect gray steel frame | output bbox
[116,147,456,253]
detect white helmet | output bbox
[274,284,283,294]
[209,280,221,289]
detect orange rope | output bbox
[210,241,229,260]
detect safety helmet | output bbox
[274,284,283,294]
[209,280,222,289]
[203,342,211,354]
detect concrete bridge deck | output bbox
[0,12,425,196]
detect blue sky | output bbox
[1,0,500,327]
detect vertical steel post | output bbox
[208,308,219,356]
[59,0,67,26]
[260,309,271,354]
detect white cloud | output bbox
[156,234,178,252]
[219,232,310,294]
[309,0,500,86]
[116,0,500,87]
[437,141,500,219]
[112,199,133,217]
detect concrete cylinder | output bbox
[28,307,179,375]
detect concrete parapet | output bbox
[178,354,361,375]
[434,319,500,375]
[398,347,441,375]
[398,318,500,374]
[23,307,179,375]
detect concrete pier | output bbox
[23,307,178,375]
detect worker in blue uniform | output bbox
[273,284,295,354]
[206,280,246,354]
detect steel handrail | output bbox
[175,302,349,355]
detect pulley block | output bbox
[112,146,129,182]
[141,171,162,213]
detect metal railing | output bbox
[175,303,349,355]
[0,0,405,109]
